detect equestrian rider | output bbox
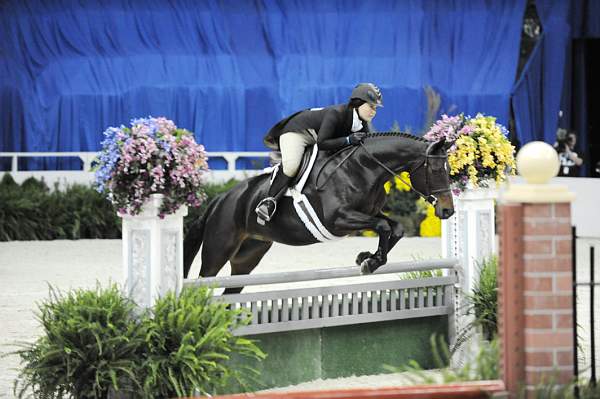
[255,83,383,223]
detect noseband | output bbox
[359,141,449,206]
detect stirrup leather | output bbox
[255,197,278,222]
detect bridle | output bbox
[357,141,450,206]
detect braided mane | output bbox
[364,131,429,143]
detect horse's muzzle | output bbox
[434,192,455,220]
[441,208,455,219]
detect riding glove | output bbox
[347,132,366,145]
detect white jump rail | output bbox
[0,151,271,185]
[184,259,459,337]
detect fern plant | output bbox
[469,256,498,341]
[452,255,498,354]
[8,284,266,398]
[140,286,266,398]
[10,283,145,399]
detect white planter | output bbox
[119,194,188,308]
[442,184,497,294]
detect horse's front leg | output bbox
[378,212,405,253]
[334,210,392,274]
[355,214,405,272]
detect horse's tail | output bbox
[183,197,217,278]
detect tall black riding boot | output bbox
[255,172,292,223]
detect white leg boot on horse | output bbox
[255,171,292,223]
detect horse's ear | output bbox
[443,140,454,152]
[432,138,446,152]
[427,138,452,155]
[427,139,445,155]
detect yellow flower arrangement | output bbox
[383,172,411,194]
[363,172,425,237]
[419,203,441,237]
[424,113,516,193]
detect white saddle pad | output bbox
[266,144,343,242]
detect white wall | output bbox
[552,177,600,238]
[0,151,270,190]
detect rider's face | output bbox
[358,102,377,122]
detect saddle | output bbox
[268,145,316,189]
[266,144,342,242]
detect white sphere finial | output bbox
[516,141,560,184]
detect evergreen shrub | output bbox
[0,175,240,241]
[1,173,428,240]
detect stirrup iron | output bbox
[255,197,278,223]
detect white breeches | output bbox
[279,132,316,177]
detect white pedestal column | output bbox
[120,194,188,308]
[442,186,497,294]
[442,186,497,366]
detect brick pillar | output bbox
[499,203,574,395]
[498,204,525,395]
[498,142,575,398]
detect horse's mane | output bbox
[364,131,429,143]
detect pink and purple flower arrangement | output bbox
[424,113,515,195]
[94,117,209,217]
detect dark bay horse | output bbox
[183,132,455,293]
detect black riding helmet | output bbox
[350,83,383,107]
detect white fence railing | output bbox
[185,258,459,337]
[0,151,271,188]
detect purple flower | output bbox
[93,116,209,216]
[423,114,466,142]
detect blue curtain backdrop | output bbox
[571,0,600,38]
[0,0,526,170]
[510,0,600,175]
[511,0,571,147]
[511,35,545,145]
[562,0,600,176]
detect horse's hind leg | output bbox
[224,239,273,295]
[199,230,244,280]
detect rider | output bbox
[255,83,383,223]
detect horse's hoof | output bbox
[360,258,378,275]
[360,261,371,275]
[356,251,373,266]
[360,258,382,275]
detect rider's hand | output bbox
[347,132,366,145]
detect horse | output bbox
[183,132,455,294]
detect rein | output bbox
[315,146,360,191]
[359,143,440,205]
